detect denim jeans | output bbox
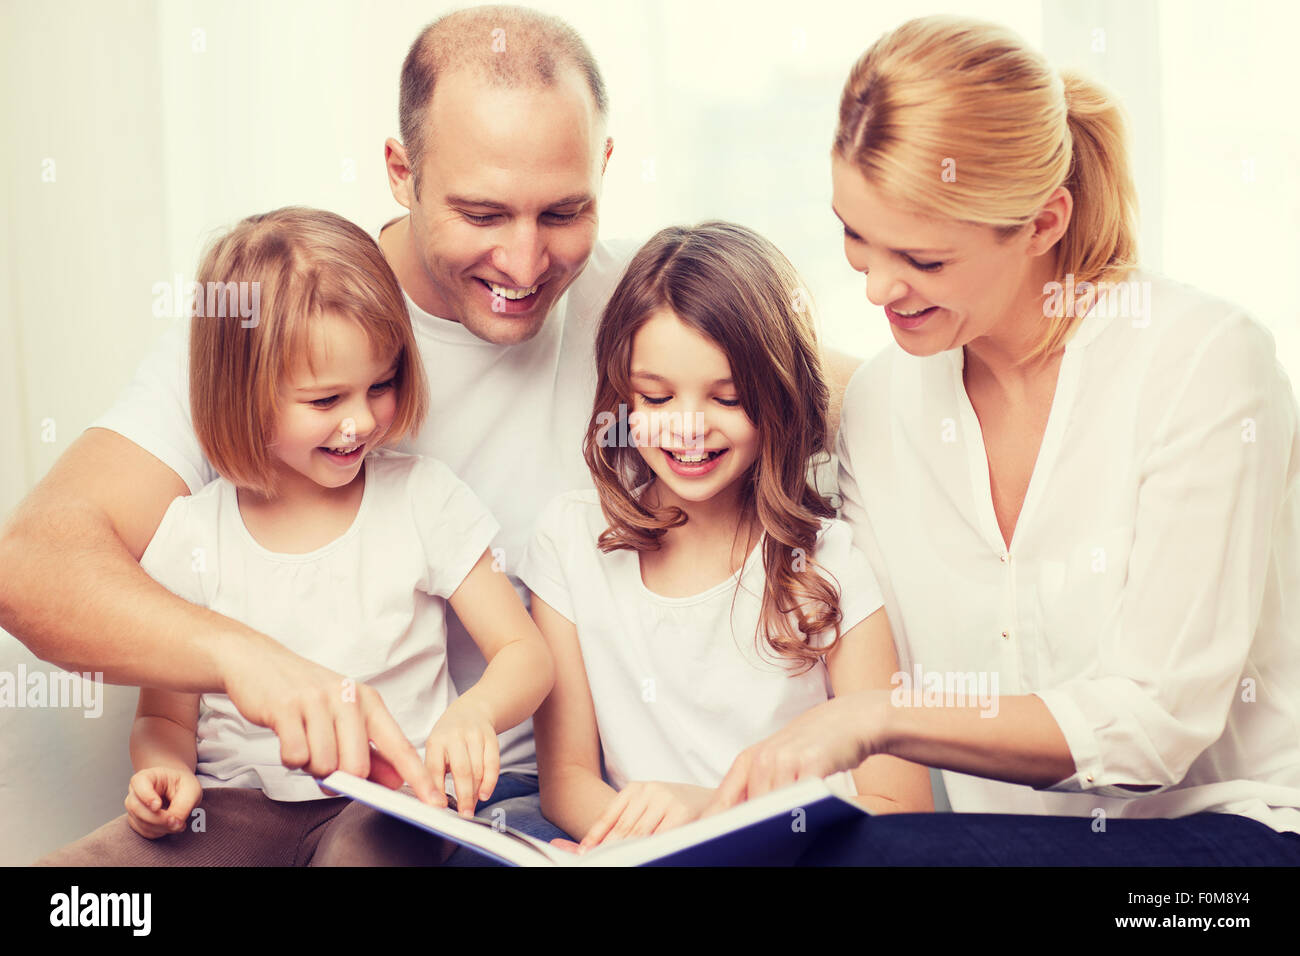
[795,811,1300,866]
[444,771,571,867]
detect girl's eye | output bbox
[310,396,338,409]
[716,398,741,407]
[639,394,671,406]
[370,378,396,393]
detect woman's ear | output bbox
[1027,186,1073,257]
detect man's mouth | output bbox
[477,278,540,300]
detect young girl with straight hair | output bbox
[519,221,932,850]
[38,207,553,866]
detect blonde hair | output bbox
[190,207,429,498]
[834,15,1138,362]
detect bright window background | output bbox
[1,0,1297,864]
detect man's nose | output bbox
[491,221,549,289]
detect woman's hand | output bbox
[578,781,716,852]
[125,767,203,839]
[423,696,499,817]
[703,692,885,817]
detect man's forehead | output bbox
[420,68,605,206]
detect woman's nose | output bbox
[865,267,908,307]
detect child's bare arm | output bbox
[529,593,620,842]
[824,607,934,814]
[131,687,200,773]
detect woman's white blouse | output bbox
[835,271,1300,832]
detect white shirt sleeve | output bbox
[811,518,885,645]
[87,321,216,495]
[1035,313,1297,797]
[410,457,502,600]
[516,492,576,622]
[138,492,212,608]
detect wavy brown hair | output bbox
[583,221,842,670]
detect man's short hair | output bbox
[398,5,609,193]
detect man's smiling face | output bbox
[399,66,611,346]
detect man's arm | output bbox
[0,428,436,801]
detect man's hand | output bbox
[217,630,436,804]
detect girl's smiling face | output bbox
[629,308,759,509]
[830,152,1060,361]
[267,312,401,496]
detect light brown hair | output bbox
[190,207,428,498]
[583,221,842,670]
[834,15,1139,362]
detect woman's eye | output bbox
[842,225,862,242]
[639,394,671,406]
[716,398,741,407]
[907,257,943,273]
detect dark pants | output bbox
[796,811,1300,866]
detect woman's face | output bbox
[830,152,1060,360]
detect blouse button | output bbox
[999,553,1009,563]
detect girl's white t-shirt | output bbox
[837,269,1300,833]
[517,487,885,790]
[138,448,499,800]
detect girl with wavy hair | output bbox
[519,221,932,850]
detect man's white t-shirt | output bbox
[836,269,1300,833]
[516,487,885,791]
[139,448,498,800]
[89,228,640,776]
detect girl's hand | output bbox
[578,781,715,852]
[703,692,883,817]
[424,697,499,818]
[125,767,203,839]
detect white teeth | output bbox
[488,282,539,300]
[326,445,360,454]
[893,306,932,317]
[667,450,718,464]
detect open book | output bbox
[318,771,867,866]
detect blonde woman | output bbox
[707,16,1300,864]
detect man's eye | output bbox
[461,212,497,225]
[639,394,671,405]
[545,212,580,224]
